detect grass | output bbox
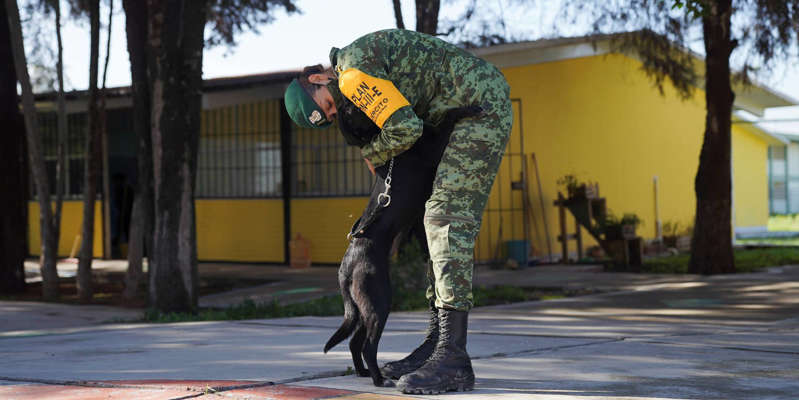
[140,285,588,323]
[767,214,799,231]
[143,296,345,323]
[737,237,799,246]
[642,246,799,274]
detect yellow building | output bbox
[29,35,794,264]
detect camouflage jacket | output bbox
[330,29,502,166]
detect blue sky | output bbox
[45,0,799,134]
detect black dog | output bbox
[323,102,481,387]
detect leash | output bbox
[347,158,395,242]
[377,158,394,207]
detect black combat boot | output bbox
[380,301,439,379]
[396,308,474,394]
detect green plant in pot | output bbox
[557,174,586,200]
[620,213,642,239]
[662,220,681,247]
[599,212,643,240]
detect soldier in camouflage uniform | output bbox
[284,29,512,394]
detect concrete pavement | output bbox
[1,264,798,399]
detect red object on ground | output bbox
[0,381,358,399]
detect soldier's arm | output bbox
[334,37,424,167]
[360,107,423,166]
[337,66,423,167]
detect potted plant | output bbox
[599,212,643,240]
[662,220,681,248]
[557,174,592,200]
[620,213,642,239]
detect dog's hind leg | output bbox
[349,323,369,377]
[351,275,393,387]
[361,301,392,387]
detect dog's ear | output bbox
[336,100,380,147]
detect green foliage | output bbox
[737,237,799,246]
[620,213,643,228]
[614,30,698,100]
[390,236,432,311]
[473,285,529,305]
[556,174,580,196]
[768,214,799,231]
[138,283,585,323]
[734,247,799,272]
[642,247,799,274]
[143,296,345,323]
[556,174,591,199]
[662,220,681,237]
[561,0,799,94]
[205,0,301,48]
[596,211,643,237]
[670,0,707,19]
[641,252,691,273]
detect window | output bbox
[196,101,283,198]
[34,99,374,201]
[34,112,87,199]
[292,123,373,197]
[770,145,789,214]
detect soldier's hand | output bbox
[364,158,375,176]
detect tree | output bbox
[392,0,516,48]
[121,0,151,301]
[4,0,60,300]
[560,0,799,274]
[23,0,71,277]
[76,0,101,302]
[51,0,69,291]
[390,0,440,35]
[121,0,298,311]
[100,0,114,265]
[146,0,208,312]
[0,1,27,294]
[391,0,405,29]
[415,0,440,34]
[691,0,736,275]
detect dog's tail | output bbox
[323,296,359,353]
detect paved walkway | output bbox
[2,263,798,399]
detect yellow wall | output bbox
[196,199,284,262]
[291,197,370,264]
[732,124,770,228]
[481,54,716,258]
[28,200,103,258]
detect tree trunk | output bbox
[689,0,736,275]
[5,0,60,300]
[391,0,405,29]
[415,0,440,35]
[147,0,207,313]
[77,0,102,302]
[122,0,153,301]
[100,0,114,261]
[53,0,67,265]
[0,1,26,294]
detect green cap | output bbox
[284,78,332,129]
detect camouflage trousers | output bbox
[424,75,513,311]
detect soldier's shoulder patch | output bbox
[338,68,410,129]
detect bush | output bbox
[390,236,432,311]
[641,247,799,274]
[143,296,345,323]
